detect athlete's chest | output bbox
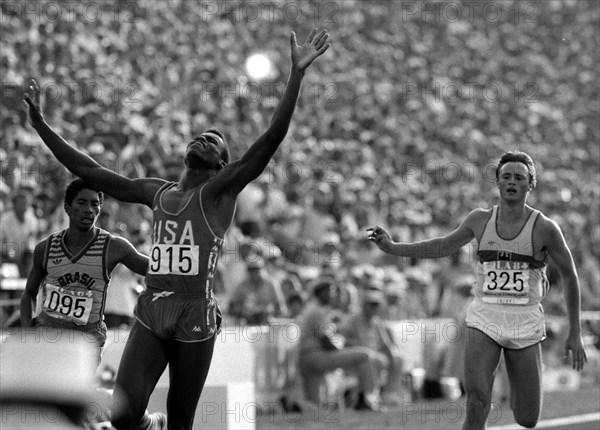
[160,189,196,213]
[486,220,547,261]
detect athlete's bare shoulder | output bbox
[463,207,493,226]
[460,207,493,238]
[532,210,562,240]
[132,177,170,205]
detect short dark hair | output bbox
[206,128,230,166]
[495,151,537,187]
[64,178,104,206]
[312,280,333,297]
[287,291,304,306]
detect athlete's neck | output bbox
[178,168,218,191]
[498,201,530,223]
[65,227,96,248]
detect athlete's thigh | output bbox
[114,321,168,415]
[463,328,502,398]
[503,343,542,419]
[166,335,217,424]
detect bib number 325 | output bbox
[482,264,530,304]
[484,270,525,292]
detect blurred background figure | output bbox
[340,287,405,407]
[431,247,476,396]
[297,279,381,411]
[285,290,305,319]
[228,259,287,325]
[236,172,288,233]
[381,268,408,321]
[1,188,40,277]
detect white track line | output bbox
[489,412,600,429]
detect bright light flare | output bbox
[245,53,276,81]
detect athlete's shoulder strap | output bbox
[152,181,177,210]
[198,184,232,241]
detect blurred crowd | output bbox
[1,1,599,324]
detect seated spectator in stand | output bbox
[321,262,360,316]
[228,259,287,325]
[432,248,475,395]
[278,290,307,414]
[297,279,382,411]
[286,291,305,319]
[381,268,408,321]
[236,172,288,232]
[280,274,304,305]
[340,288,405,406]
[1,189,40,277]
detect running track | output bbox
[489,412,600,430]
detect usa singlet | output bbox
[135,182,224,342]
[465,206,549,349]
[145,183,223,295]
[38,228,111,327]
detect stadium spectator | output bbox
[380,268,408,321]
[228,259,288,325]
[339,287,405,406]
[432,248,475,392]
[236,172,288,231]
[1,189,40,277]
[297,279,382,411]
[285,290,305,319]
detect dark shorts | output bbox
[134,289,222,342]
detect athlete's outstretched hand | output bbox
[23,78,44,126]
[564,331,587,371]
[290,28,330,72]
[367,225,394,253]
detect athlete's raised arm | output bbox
[367,209,485,259]
[24,79,164,207]
[211,29,330,196]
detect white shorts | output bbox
[465,298,546,349]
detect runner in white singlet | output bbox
[368,151,587,429]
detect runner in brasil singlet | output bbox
[466,205,550,348]
[37,228,111,343]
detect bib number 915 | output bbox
[149,244,199,275]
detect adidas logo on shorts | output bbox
[192,326,202,333]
